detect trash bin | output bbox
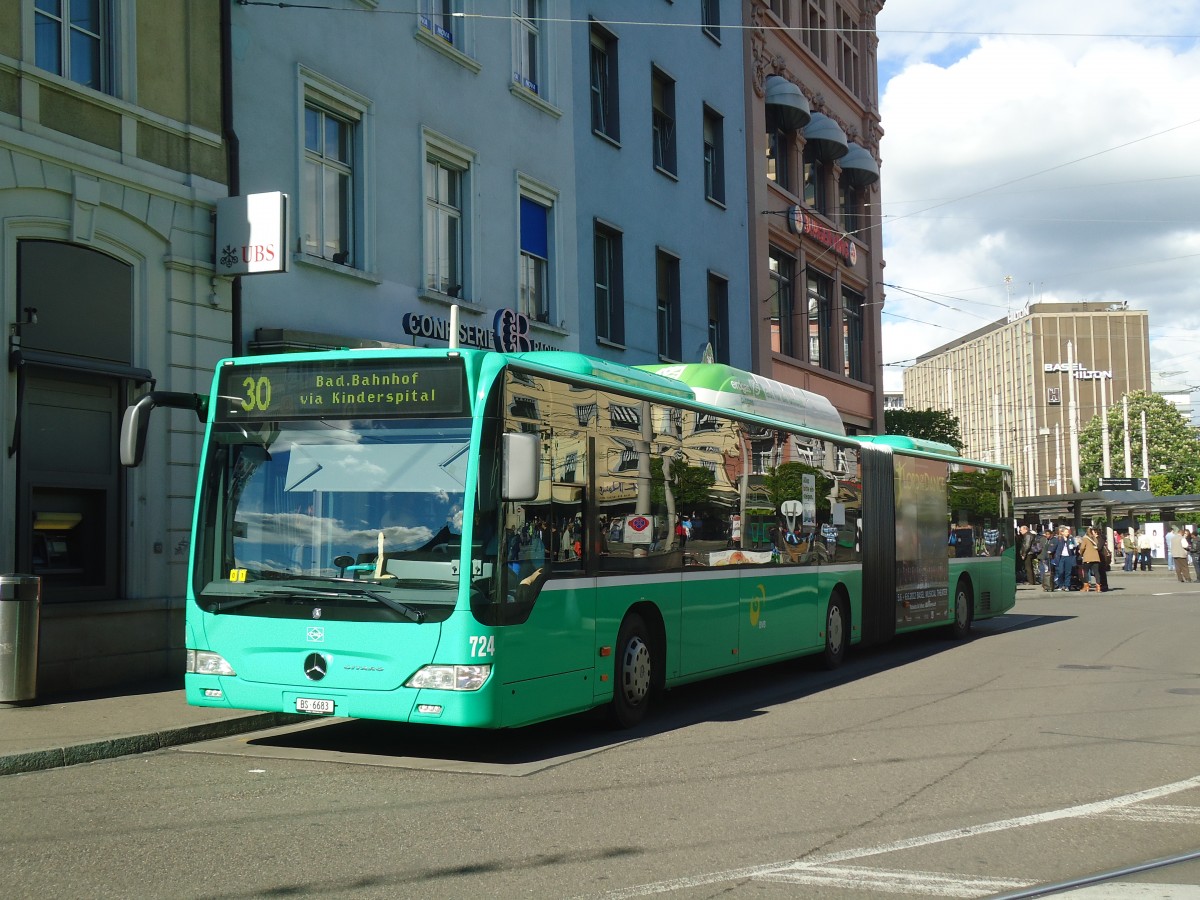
[0,575,41,705]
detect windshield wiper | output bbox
[352,586,426,623]
[209,584,425,622]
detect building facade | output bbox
[229,1,751,371]
[572,2,751,369]
[903,302,1151,497]
[0,2,227,692]
[2,1,886,693]
[743,0,886,434]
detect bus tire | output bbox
[610,612,653,728]
[822,593,848,669]
[948,578,973,640]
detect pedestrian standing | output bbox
[1078,527,1101,592]
[1017,525,1032,584]
[1024,527,1041,587]
[1097,527,1111,592]
[1138,529,1153,571]
[1122,526,1136,571]
[1051,526,1076,591]
[1169,526,1193,582]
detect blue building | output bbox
[228,1,749,370]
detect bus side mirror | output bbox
[120,391,206,467]
[501,432,540,501]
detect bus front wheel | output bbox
[822,594,847,669]
[611,612,653,728]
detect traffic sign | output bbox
[1098,477,1149,491]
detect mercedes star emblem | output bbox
[304,652,327,681]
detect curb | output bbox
[0,712,299,777]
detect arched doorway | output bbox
[14,240,141,602]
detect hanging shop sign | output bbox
[787,205,857,265]
[214,192,289,275]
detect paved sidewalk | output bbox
[0,681,294,777]
[1,563,1187,778]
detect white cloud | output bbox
[875,3,1200,392]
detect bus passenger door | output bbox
[495,484,596,722]
[679,569,739,676]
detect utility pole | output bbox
[1100,377,1110,477]
[1067,341,1081,492]
[1122,395,1132,478]
[1141,409,1150,480]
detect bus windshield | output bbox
[196,416,474,614]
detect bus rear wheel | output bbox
[948,579,973,640]
[610,612,653,728]
[822,594,847,669]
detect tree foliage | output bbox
[650,458,716,509]
[1079,390,1200,495]
[763,461,831,515]
[884,407,964,453]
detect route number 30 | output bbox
[469,635,495,658]
[240,375,272,412]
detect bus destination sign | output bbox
[215,358,467,420]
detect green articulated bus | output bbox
[121,348,1015,729]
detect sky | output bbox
[874,1,1200,393]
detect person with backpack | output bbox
[1022,526,1042,587]
[1037,527,1055,591]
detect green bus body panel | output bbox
[181,348,1016,729]
[183,559,1011,727]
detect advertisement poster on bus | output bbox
[893,454,950,626]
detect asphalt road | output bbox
[2,571,1198,899]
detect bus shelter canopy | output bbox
[1015,490,1200,528]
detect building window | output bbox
[651,66,677,176]
[594,222,625,345]
[767,128,794,194]
[303,103,354,265]
[701,0,720,41]
[803,144,827,214]
[590,24,619,140]
[513,0,543,94]
[423,130,473,299]
[656,249,681,360]
[35,0,110,92]
[835,7,861,97]
[425,158,463,296]
[840,176,863,236]
[842,287,864,380]
[769,248,795,357]
[802,0,827,62]
[418,0,458,44]
[769,0,791,24]
[300,71,371,272]
[519,194,551,323]
[703,106,725,204]
[807,268,834,370]
[707,272,729,364]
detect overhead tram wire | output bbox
[233,3,1200,42]
[238,0,1199,347]
[235,0,1200,260]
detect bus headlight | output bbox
[186,649,236,677]
[405,664,491,691]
